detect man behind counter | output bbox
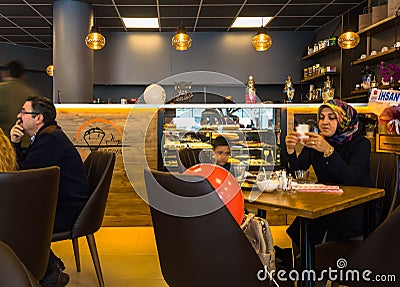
[212,135,232,172]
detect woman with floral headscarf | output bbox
[286,99,370,187]
[284,99,371,252]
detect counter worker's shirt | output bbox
[287,133,371,187]
[13,121,90,212]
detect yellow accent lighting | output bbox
[85,26,106,50]
[338,30,360,49]
[251,26,272,52]
[46,64,54,77]
[172,25,192,51]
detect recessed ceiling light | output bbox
[122,18,159,28]
[231,17,273,28]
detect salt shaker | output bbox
[282,170,288,190]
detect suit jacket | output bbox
[14,122,90,211]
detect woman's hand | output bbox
[303,132,332,154]
[285,131,300,155]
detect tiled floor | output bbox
[51,226,292,287]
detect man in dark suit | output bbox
[10,96,90,287]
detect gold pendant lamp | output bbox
[46,64,54,77]
[338,1,360,49]
[252,26,272,52]
[338,30,360,49]
[85,1,106,50]
[172,24,192,51]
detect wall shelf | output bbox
[351,48,400,66]
[342,94,369,101]
[302,98,323,103]
[357,14,397,36]
[301,72,339,83]
[301,46,340,61]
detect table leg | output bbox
[299,217,315,287]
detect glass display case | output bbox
[157,104,282,171]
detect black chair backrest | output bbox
[144,169,265,287]
[176,148,202,172]
[0,166,60,280]
[344,205,400,286]
[370,152,399,221]
[0,241,40,287]
[72,151,116,238]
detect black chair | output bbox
[52,151,116,287]
[176,148,202,173]
[0,166,60,281]
[317,205,400,287]
[144,168,272,287]
[370,151,399,223]
[315,152,399,283]
[0,241,40,287]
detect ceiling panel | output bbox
[0,0,367,50]
[199,6,241,17]
[160,6,200,18]
[239,5,282,17]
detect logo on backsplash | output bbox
[76,118,123,157]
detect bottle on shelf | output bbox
[322,76,335,102]
[361,65,374,90]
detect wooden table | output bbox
[243,186,385,287]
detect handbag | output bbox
[241,213,276,273]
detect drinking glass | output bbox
[232,164,246,184]
[294,170,309,183]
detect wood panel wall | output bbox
[56,106,157,226]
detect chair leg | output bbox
[86,233,105,287]
[72,238,81,272]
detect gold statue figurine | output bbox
[284,75,295,102]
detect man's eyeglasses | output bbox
[20,110,39,115]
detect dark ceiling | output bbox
[0,0,367,50]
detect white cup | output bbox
[296,124,310,139]
[394,42,400,48]
[381,46,389,52]
[370,50,377,56]
[360,54,367,59]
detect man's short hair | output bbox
[26,96,56,125]
[212,135,230,150]
[5,60,25,78]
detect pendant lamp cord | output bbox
[93,0,96,27]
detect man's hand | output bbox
[10,119,24,143]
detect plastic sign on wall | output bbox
[368,88,400,115]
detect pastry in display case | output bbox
[158,105,282,171]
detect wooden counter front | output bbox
[56,104,158,226]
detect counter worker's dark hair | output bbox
[212,135,230,150]
[26,96,56,126]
